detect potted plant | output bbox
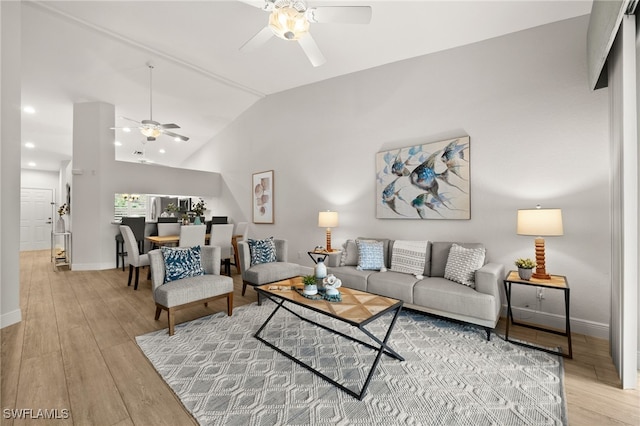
[302,275,318,296]
[515,258,536,280]
[192,198,206,225]
[165,203,179,217]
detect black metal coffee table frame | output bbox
[254,289,405,400]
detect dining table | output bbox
[146,234,211,247]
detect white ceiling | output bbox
[20,0,592,171]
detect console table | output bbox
[51,231,71,271]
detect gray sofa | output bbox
[326,239,504,339]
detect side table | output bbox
[307,250,341,264]
[503,270,572,359]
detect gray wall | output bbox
[184,16,611,338]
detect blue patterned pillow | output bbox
[356,239,386,271]
[161,245,205,283]
[248,237,277,266]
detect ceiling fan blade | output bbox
[298,34,326,67]
[160,123,180,129]
[306,6,372,24]
[240,26,274,52]
[162,130,189,142]
[120,116,142,125]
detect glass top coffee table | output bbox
[255,276,404,400]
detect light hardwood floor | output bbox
[2,250,638,425]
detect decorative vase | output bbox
[315,258,327,289]
[194,216,202,225]
[518,267,533,280]
[56,216,65,233]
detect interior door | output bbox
[20,188,54,251]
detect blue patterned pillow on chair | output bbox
[247,237,277,266]
[161,245,205,283]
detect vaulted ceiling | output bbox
[20,1,592,171]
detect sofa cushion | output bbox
[413,277,496,322]
[247,237,277,265]
[444,244,486,288]
[244,261,300,285]
[356,239,386,271]
[390,240,429,277]
[154,274,233,308]
[431,242,485,277]
[161,246,205,283]
[327,266,375,292]
[339,239,358,266]
[367,271,419,303]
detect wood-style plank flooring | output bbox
[2,250,638,425]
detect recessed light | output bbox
[159,149,166,154]
[174,137,181,142]
[23,106,36,114]
[123,127,131,133]
[25,142,35,149]
[114,141,122,146]
[28,161,36,167]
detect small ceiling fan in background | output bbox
[239,0,372,67]
[112,64,189,142]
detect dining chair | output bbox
[232,221,249,273]
[120,225,150,290]
[115,216,146,271]
[158,222,181,237]
[179,224,206,247]
[208,224,234,276]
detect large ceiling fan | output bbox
[239,0,372,67]
[112,64,189,142]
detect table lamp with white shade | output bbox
[318,211,339,252]
[517,206,563,280]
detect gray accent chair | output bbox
[238,239,301,303]
[148,245,234,336]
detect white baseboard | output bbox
[502,305,609,340]
[1,309,22,328]
[71,262,115,271]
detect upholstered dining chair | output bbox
[232,222,249,274]
[115,216,146,271]
[208,224,234,276]
[120,225,150,290]
[179,224,206,247]
[158,222,181,237]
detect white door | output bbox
[20,188,54,251]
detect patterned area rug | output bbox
[136,301,567,426]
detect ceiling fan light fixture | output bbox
[140,127,161,138]
[269,6,309,40]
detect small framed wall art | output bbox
[376,136,470,219]
[252,170,274,224]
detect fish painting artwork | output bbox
[376,136,470,219]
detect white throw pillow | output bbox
[444,244,485,288]
[391,240,429,278]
